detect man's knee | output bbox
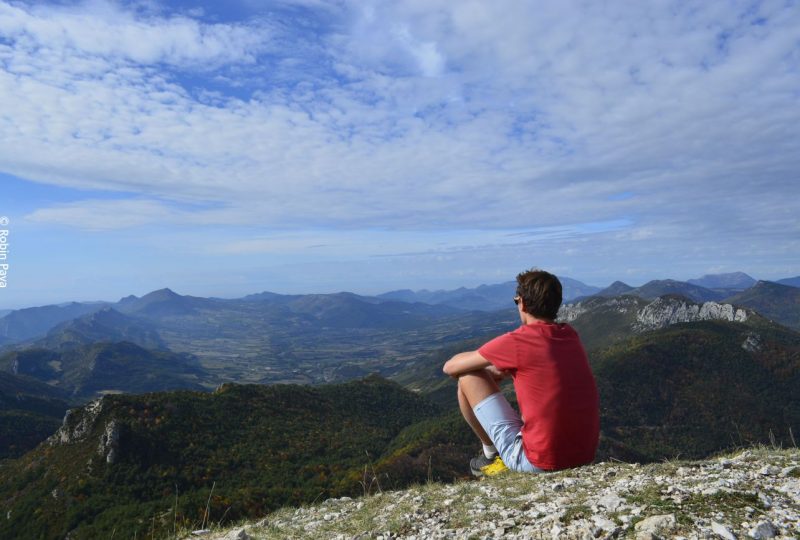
[456,370,500,406]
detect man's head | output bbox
[515,269,562,321]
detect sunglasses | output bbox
[513,296,521,305]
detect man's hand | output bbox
[485,364,512,381]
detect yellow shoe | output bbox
[470,455,509,477]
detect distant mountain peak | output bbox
[687,272,756,291]
[776,276,800,288]
[142,287,180,299]
[114,287,203,317]
[749,280,791,291]
[592,280,635,298]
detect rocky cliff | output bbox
[196,448,799,540]
[559,295,750,333]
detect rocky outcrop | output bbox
[97,420,120,464]
[48,398,105,446]
[742,332,764,353]
[48,396,121,464]
[558,296,642,322]
[559,295,749,331]
[634,297,748,331]
[197,448,799,539]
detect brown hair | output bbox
[516,269,562,320]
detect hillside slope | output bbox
[559,294,753,350]
[593,320,800,460]
[0,341,209,400]
[0,371,70,458]
[198,447,799,540]
[0,377,442,539]
[724,281,800,330]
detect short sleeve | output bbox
[478,332,518,370]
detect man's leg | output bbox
[456,370,501,446]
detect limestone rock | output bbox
[635,298,747,331]
[48,398,105,446]
[749,521,776,539]
[97,420,120,464]
[195,449,800,540]
[219,528,250,540]
[711,521,736,540]
[742,333,763,352]
[595,492,625,512]
[634,514,676,540]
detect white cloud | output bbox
[0,0,798,286]
[25,199,175,230]
[0,1,269,67]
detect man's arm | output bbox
[443,350,510,380]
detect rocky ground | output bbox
[188,447,799,539]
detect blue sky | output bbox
[0,0,799,308]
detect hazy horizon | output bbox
[0,269,793,312]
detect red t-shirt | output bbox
[478,321,599,470]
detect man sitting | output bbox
[443,269,599,475]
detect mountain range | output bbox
[0,271,796,415]
[378,276,602,310]
[0,288,518,388]
[0,270,798,537]
[1,316,797,538]
[1,271,797,347]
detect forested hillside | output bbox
[0,377,442,539]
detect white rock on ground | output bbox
[634,513,676,539]
[190,448,800,540]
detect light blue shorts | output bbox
[473,392,544,473]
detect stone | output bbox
[742,333,763,352]
[711,521,736,540]
[758,465,780,476]
[49,398,105,446]
[749,521,776,539]
[97,420,120,464]
[634,514,677,540]
[596,492,625,512]
[591,515,617,531]
[220,529,250,540]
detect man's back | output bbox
[480,321,599,470]
[443,268,600,475]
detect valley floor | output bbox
[188,447,799,540]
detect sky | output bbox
[0,0,799,308]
